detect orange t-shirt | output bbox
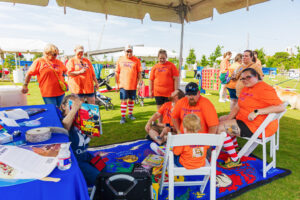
[27,58,67,97]
[67,57,96,94]
[149,61,179,97]
[158,101,173,126]
[116,56,142,90]
[171,96,219,133]
[235,62,264,97]
[173,145,209,169]
[226,62,241,89]
[236,81,283,137]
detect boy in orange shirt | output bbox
[173,114,209,169]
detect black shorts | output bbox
[155,96,169,105]
[237,120,253,138]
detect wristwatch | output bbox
[254,109,259,116]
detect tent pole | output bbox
[178,9,184,88]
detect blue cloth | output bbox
[119,88,136,100]
[0,104,90,200]
[174,155,183,167]
[92,64,103,79]
[42,94,65,107]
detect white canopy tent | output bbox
[0,0,270,85]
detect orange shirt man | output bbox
[115,45,142,124]
[149,49,179,110]
[172,82,219,134]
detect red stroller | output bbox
[135,81,150,106]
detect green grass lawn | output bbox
[1,70,300,199]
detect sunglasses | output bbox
[126,50,132,53]
[240,75,254,81]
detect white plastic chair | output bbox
[159,132,226,200]
[237,109,286,178]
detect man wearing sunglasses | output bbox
[171,82,219,134]
[115,45,142,124]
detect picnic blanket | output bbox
[88,139,291,200]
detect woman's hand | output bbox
[72,98,82,112]
[22,85,29,94]
[248,111,257,121]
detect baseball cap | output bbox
[125,45,133,51]
[185,82,199,95]
[74,45,84,52]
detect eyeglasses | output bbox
[240,75,254,81]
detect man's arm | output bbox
[149,80,153,97]
[172,117,181,134]
[137,72,142,88]
[145,112,161,132]
[208,125,218,134]
[219,104,240,122]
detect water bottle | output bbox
[57,143,72,170]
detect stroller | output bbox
[95,72,115,110]
[135,80,150,106]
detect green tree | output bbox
[200,55,209,67]
[186,49,196,65]
[32,53,43,61]
[254,48,266,66]
[169,57,179,68]
[3,54,16,72]
[266,52,294,70]
[208,45,223,66]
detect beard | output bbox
[168,96,174,101]
[188,99,197,106]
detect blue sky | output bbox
[0,0,299,60]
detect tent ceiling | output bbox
[1,0,269,23]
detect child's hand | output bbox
[72,98,82,111]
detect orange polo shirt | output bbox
[236,81,282,137]
[149,61,179,97]
[27,58,67,97]
[158,101,173,126]
[172,96,219,133]
[116,56,142,90]
[67,57,96,94]
[173,145,209,169]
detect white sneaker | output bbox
[226,99,231,102]
[219,99,226,103]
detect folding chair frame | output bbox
[159,132,226,200]
[237,109,286,178]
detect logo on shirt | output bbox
[182,108,201,118]
[192,146,204,157]
[239,91,253,101]
[122,62,134,69]
[157,66,167,72]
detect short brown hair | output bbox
[158,49,167,58]
[234,53,243,62]
[183,114,201,133]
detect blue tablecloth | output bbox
[0,104,90,200]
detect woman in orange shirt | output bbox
[219,51,232,102]
[217,68,285,168]
[67,45,98,104]
[149,49,179,110]
[22,44,67,107]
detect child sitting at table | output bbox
[173,114,209,169]
[60,94,103,186]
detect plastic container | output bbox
[13,69,24,83]
[0,85,27,107]
[57,143,72,170]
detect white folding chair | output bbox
[237,109,286,178]
[159,132,226,200]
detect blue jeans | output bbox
[42,94,65,107]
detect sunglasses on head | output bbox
[240,75,254,81]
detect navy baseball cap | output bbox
[185,82,199,95]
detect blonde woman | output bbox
[22,44,67,107]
